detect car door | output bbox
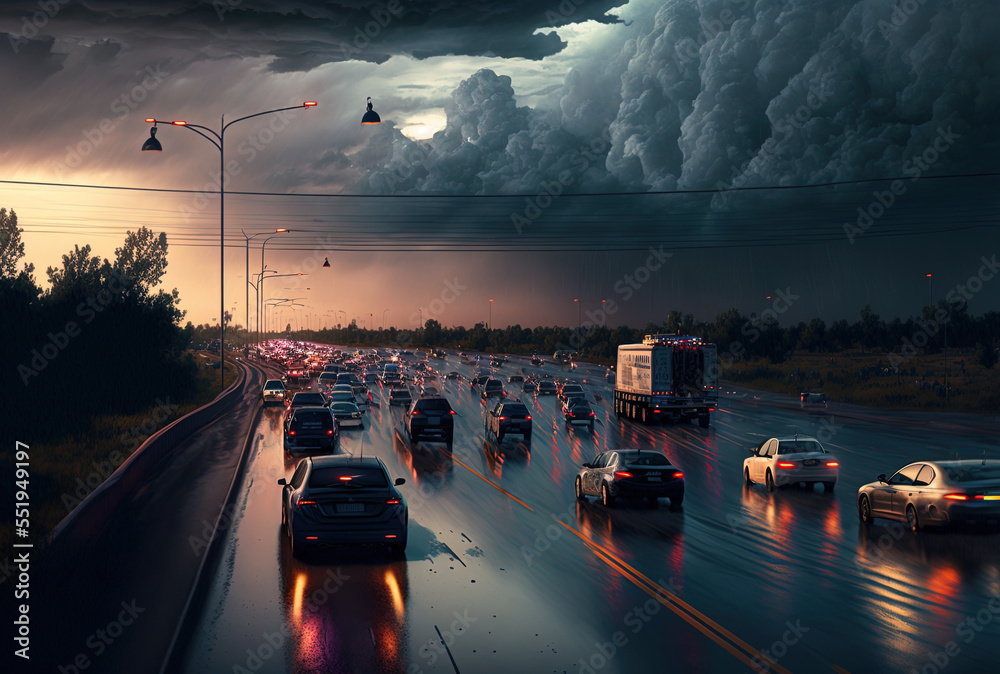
[873,465,920,515]
[602,452,620,489]
[587,453,607,493]
[755,440,775,482]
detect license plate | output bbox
[647,476,661,482]
[647,471,661,476]
[336,503,364,513]
[804,459,819,466]
[427,418,439,425]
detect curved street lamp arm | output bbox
[223,103,316,133]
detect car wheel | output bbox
[575,477,586,501]
[858,495,873,524]
[601,483,615,507]
[744,467,753,485]
[906,504,920,532]
[765,470,775,492]
[823,481,835,492]
[670,493,683,510]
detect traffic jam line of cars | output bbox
[257,342,1000,563]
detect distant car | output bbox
[857,460,1000,531]
[330,401,364,428]
[531,355,543,365]
[743,436,839,492]
[405,396,455,445]
[490,356,503,367]
[563,398,595,429]
[558,383,585,403]
[508,374,524,383]
[317,372,340,387]
[363,371,379,384]
[480,379,506,402]
[471,374,491,391]
[800,392,829,408]
[522,379,538,392]
[285,391,327,410]
[537,381,557,395]
[576,450,684,508]
[286,368,310,386]
[262,379,286,404]
[430,349,446,359]
[336,372,366,394]
[388,387,412,406]
[278,455,407,559]
[330,384,354,396]
[328,390,356,406]
[283,407,338,452]
[486,401,532,444]
[445,371,463,380]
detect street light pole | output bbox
[926,273,933,308]
[259,273,307,345]
[143,102,319,388]
[573,298,581,332]
[382,309,389,330]
[488,298,493,331]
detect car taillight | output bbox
[339,476,352,481]
[326,429,334,435]
[777,462,795,468]
[411,410,419,415]
[289,430,296,436]
[614,471,633,480]
[977,495,1000,500]
[386,498,401,505]
[826,461,839,467]
[297,500,316,509]
[672,472,684,479]
[944,494,969,501]
[499,416,506,421]
[589,412,595,417]
[525,415,531,420]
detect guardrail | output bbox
[46,362,249,548]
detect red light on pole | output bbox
[303,101,318,107]
[171,120,187,126]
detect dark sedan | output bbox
[278,455,407,559]
[537,381,557,395]
[576,450,684,508]
[858,460,1000,531]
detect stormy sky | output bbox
[1,0,997,331]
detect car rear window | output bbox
[264,382,283,390]
[621,453,671,466]
[777,441,824,454]
[942,465,1000,483]
[309,466,388,488]
[330,403,357,413]
[292,410,332,429]
[485,380,502,389]
[293,394,325,405]
[570,401,592,412]
[502,404,529,416]
[417,398,452,411]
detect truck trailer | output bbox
[614,335,719,427]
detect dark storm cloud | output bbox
[0,0,623,69]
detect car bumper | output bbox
[941,501,1000,526]
[567,417,594,425]
[335,417,364,428]
[773,468,839,485]
[292,523,407,547]
[284,436,336,450]
[613,482,684,499]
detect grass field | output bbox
[3,352,239,556]
[722,349,1000,414]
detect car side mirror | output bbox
[277,478,287,486]
[394,477,406,486]
[877,473,887,483]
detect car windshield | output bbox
[309,465,388,488]
[292,394,324,405]
[570,401,592,412]
[777,441,825,454]
[941,464,1000,483]
[330,403,357,413]
[621,453,671,466]
[264,382,283,390]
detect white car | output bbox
[743,436,839,492]
[329,401,364,428]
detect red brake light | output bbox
[412,410,419,415]
[384,534,397,538]
[589,412,595,417]
[944,494,969,501]
[326,429,334,435]
[614,471,633,480]
[339,476,352,481]
[672,472,684,479]
[306,536,318,540]
[826,461,839,467]
[525,415,531,420]
[449,410,456,415]
[777,462,795,469]
[289,430,296,436]
[297,500,316,509]
[499,416,506,421]
[386,498,401,505]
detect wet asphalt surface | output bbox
[177,354,1000,674]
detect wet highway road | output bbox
[178,354,1000,674]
